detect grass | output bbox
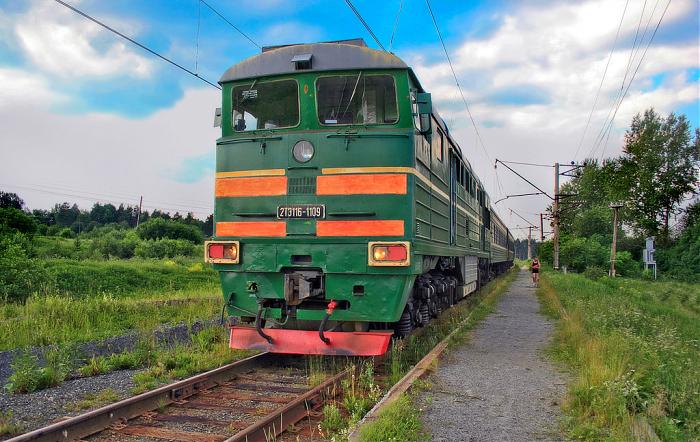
[129,326,255,394]
[0,285,220,350]
[0,411,24,438]
[4,346,74,393]
[64,388,120,412]
[357,394,425,442]
[538,272,700,441]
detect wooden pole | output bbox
[136,195,143,227]
[610,203,622,277]
[553,162,560,269]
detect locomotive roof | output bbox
[219,38,408,83]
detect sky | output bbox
[0,0,698,237]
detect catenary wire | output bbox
[590,0,671,160]
[2,184,213,217]
[425,0,492,168]
[388,0,405,52]
[586,0,650,159]
[52,0,221,90]
[596,0,663,161]
[200,0,261,49]
[588,0,663,160]
[344,0,387,51]
[573,0,630,161]
[2,183,213,212]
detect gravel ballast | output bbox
[419,269,568,441]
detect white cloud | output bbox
[13,0,153,79]
[0,67,66,108]
[0,87,220,217]
[404,0,698,234]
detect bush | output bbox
[0,233,51,302]
[4,348,73,394]
[134,239,197,259]
[137,218,203,244]
[583,265,607,280]
[560,235,608,272]
[91,230,139,259]
[614,251,640,277]
[59,228,75,239]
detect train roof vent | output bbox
[291,53,313,70]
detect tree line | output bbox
[0,192,213,238]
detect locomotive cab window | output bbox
[232,79,299,131]
[316,74,398,125]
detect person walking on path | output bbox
[531,257,540,286]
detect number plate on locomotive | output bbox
[277,204,325,219]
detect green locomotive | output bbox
[205,39,514,356]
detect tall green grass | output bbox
[539,273,700,441]
[0,288,220,350]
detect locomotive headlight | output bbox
[205,241,239,264]
[368,242,410,267]
[292,140,314,163]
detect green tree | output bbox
[620,109,700,239]
[0,192,25,210]
[0,208,37,235]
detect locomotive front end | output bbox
[208,40,418,356]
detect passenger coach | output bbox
[205,39,514,356]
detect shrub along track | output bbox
[6,353,349,442]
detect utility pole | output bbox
[540,213,544,241]
[136,195,143,227]
[609,202,623,277]
[553,162,560,270]
[527,226,532,259]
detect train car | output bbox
[205,39,513,356]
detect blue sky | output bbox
[0,0,698,233]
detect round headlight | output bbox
[293,140,314,163]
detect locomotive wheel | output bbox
[419,303,430,326]
[396,308,413,337]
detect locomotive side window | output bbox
[316,74,398,125]
[232,79,299,131]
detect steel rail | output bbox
[225,368,351,442]
[7,352,274,442]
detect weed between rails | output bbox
[538,272,700,441]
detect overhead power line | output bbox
[200,0,261,49]
[573,0,630,161]
[2,183,213,216]
[588,0,672,160]
[53,0,221,90]
[425,0,492,167]
[344,0,387,51]
[388,0,405,52]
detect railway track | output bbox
[8,353,349,442]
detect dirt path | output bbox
[419,269,567,441]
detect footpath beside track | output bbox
[419,269,567,441]
[7,353,349,442]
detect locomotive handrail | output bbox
[217,136,283,145]
[325,133,409,139]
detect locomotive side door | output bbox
[449,150,457,245]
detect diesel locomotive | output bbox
[205,39,514,356]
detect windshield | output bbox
[232,79,299,131]
[316,74,398,125]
